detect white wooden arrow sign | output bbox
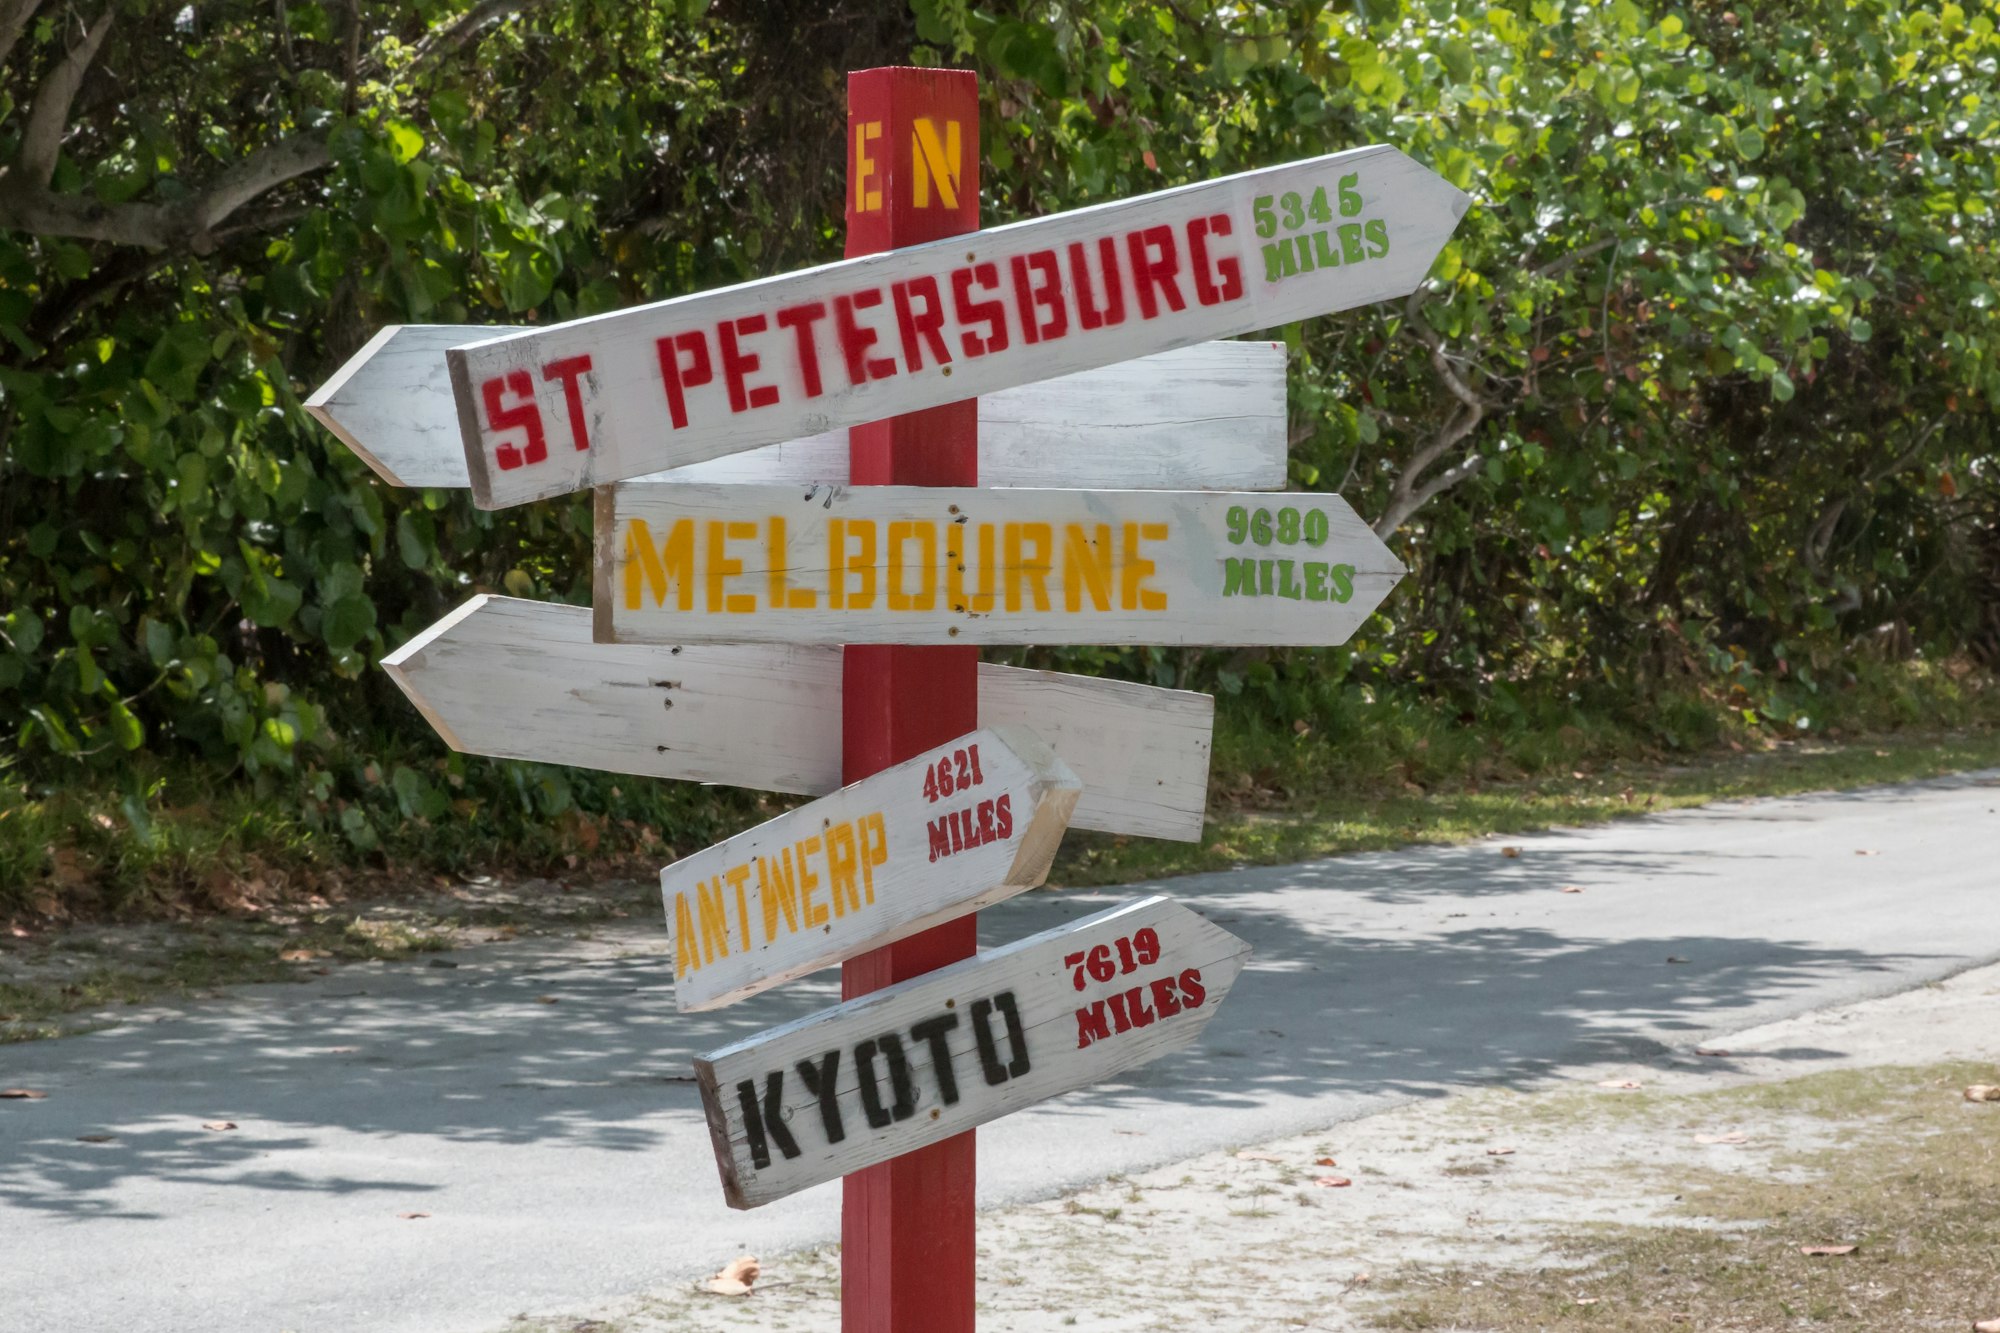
[446,145,1469,508]
[308,332,1288,492]
[665,725,1079,1013]
[382,596,1213,841]
[694,894,1250,1209]
[594,484,1404,647]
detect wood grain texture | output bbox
[693,894,1251,1209]
[308,330,1284,491]
[597,484,1405,647]
[663,725,1081,1013]
[449,146,1470,508]
[380,596,1212,840]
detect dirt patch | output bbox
[0,874,660,1041]
[498,962,2000,1333]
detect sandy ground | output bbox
[504,960,2000,1332]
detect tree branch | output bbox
[407,0,540,70]
[0,135,329,252]
[15,7,113,188]
[0,0,43,73]
[1370,291,1495,537]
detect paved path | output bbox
[3,771,1996,1333]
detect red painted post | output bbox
[840,66,981,1333]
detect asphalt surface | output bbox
[4,769,1998,1333]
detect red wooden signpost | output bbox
[839,66,982,1333]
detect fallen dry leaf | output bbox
[706,1254,760,1296]
[1972,1319,2000,1333]
[201,1121,237,1131]
[1695,1047,1733,1057]
[1695,1132,1749,1145]
[1233,1150,1285,1164]
[1312,1175,1353,1188]
[1486,1147,1515,1157]
[278,948,332,963]
[1667,955,1691,964]
[0,1088,48,1100]
[1597,1080,1643,1091]
[75,1134,115,1143]
[1314,1156,1337,1167]
[1560,885,1586,893]
[536,995,560,1005]
[1574,1297,1600,1306]
[398,1211,430,1220]
[1854,849,1879,856]
[1500,846,1521,858]
[1964,1085,2000,1103]
[1800,1244,1857,1257]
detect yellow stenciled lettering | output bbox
[858,811,887,905]
[726,862,752,951]
[767,516,818,609]
[696,876,731,964]
[706,520,757,614]
[1004,522,1053,612]
[825,821,862,918]
[853,121,882,212]
[796,835,826,928]
[757,850,800,943]
[886,520,939,611]
[624,518,695,611]
[1062,523,1113,612]
[673,891,699,976]
[830,518,877,610]
[1122,522,1168,611]
[912,117,961,209]
[947,522,997,613]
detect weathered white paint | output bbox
[664,726,1080,1013]
[306,332,1287,492]
[381,596,1212,841]
[596,484,1405,647]
[694,894,1250,1209]
[448,146,1469,508]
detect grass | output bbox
[1367,1063,2000,1331]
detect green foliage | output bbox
[1,0,1996,893]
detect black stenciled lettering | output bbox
[855,1033,917,1128]
[969,996,1009,1086]
[909,1011,963,1106]
[736,1072,801,1169]
[795,1050,844,1144]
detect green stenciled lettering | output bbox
[1365,218,1390,258]
[1223,557,1258,597]
[1328,563,1355,603]
[1261,239,1299,282]
[1338,223,1366,264]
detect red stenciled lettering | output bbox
[1075,1001,1111,1049]
[481,370,546,472]
[976,798,997,846]
[655,331,713,431]
[541,356,593,454]
[947,808,965,854]
[1106,990,1134,1034]
[774,301,829,399]
[951,262,1009,357]
[1178,967,1206,1008]
[995,791,1013,839]
[1008,249,1067,344]
[1126,224,1188,320]
[891,275,952,372]
[927,816,950,864]
[833,289,897,386]
[1188,214,1246,306]
[1149,974,1183,1019]
[1125,985,1157,1028]
[1067,237,1127,330]
[718,314,781,414]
